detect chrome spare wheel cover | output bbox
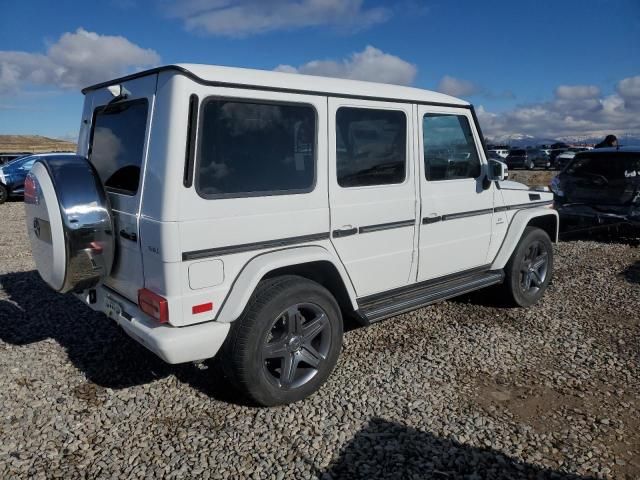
[24,157,115,293]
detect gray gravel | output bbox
[1,199,639,479]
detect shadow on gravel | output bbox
[0,270,245,404]
[322,418,592,480]
[559,225,640,247]
[620,261,640,285]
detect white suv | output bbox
[24,64,557,405]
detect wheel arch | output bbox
[215,245,358,324]
[491,208,558,270]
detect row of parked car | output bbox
[488,145,592,170]
[0,153,74,204]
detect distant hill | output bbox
[0,135,76,154]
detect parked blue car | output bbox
[0,153,76,204]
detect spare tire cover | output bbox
[24,156,115,293]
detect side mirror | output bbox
[488,159,508,182]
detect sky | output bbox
[0,0,639,143]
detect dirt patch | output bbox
[475,378,584,432]
[508,169,558,187]
[71,382,106,407]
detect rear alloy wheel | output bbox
[502,226,554,307]
[219,275,343,406]
[0,184,7,204]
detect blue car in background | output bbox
[0,153,76,204]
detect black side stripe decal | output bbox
[182,232,330,260]
[442,208,494,221]
[422,201,552,225]
[182,202,553,260]
[359,219,414,234]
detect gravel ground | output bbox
[1,199,639,479]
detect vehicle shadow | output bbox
[559,225,640,247]
[321,417,592,479]
[0,270,243,403]
[620,261,640,285]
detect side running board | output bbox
[357,270,505,324]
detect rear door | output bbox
[328,98,417,297]
[563,153,640,205]
[80,75,157,301]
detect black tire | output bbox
[219,275,343,406]
[0,184,7,204]
[502,226,554,307]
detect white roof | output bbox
[174,63,469,106]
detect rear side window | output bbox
[89,99,148,196]
[196,99,316,198]
[336,107,406,188]
[423,113,481,181]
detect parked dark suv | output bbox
[505,149,551,170]
[551,147,640,231]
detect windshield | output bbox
[88,99,148,196]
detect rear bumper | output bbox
[77,286,230,364]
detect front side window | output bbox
[89,99,148,196]
[423,113,481,181]
[196,99,316,197]
[336,107,406,188]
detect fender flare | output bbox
[491,208,559,270]
[215,245,358,323]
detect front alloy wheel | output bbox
[519,241,549,295]
[503,226,554,307]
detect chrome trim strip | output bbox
[182,232,330,261]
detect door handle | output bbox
[422,214,441,225]
[119,229,138,242]
[332,226,358,238]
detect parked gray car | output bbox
[505,149,551,170]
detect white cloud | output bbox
[436,75,479,97]
[617,75,640,103]
[555,85,600,100]
[0,28,160,93]
[167,0,391,37]
[275,45,417,86]
[477,75,640,142]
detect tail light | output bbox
[24,174,39,205]
[138,288,169,324]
